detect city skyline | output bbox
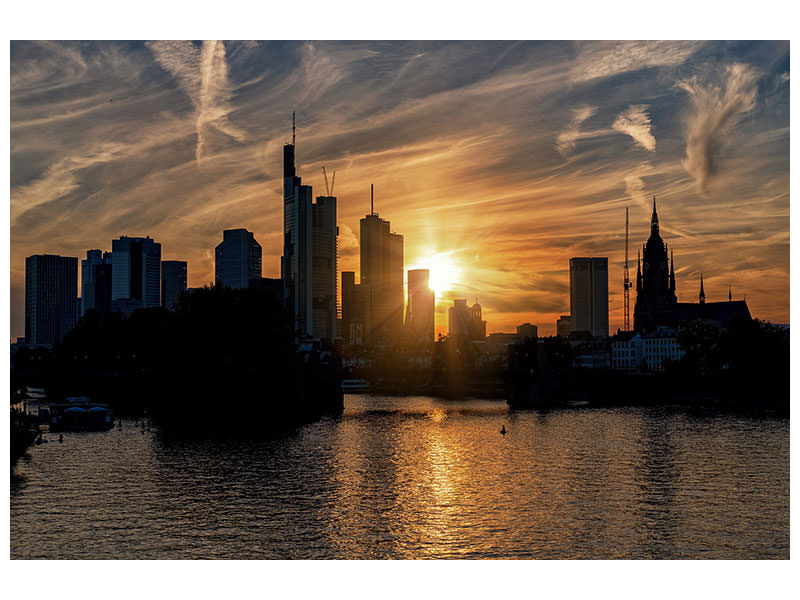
[10,41,790,340]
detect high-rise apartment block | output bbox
[111,236,162,311]
[81,249,112,315]
[405,269,434,347]
[161,260,188,310]
[281,114,339,340]
[25,254,78,345]
[569,257,608,338]
[215,229,261,289]
[360,198,404,345]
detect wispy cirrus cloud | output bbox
[146,40,246,162]
[571,41,704,83]
[555,106,598,155]
[613,105,655,152]
[678,63,759,194]
[9,41,789,339]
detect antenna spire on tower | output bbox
[292,110,296,147]
[371,184,374,215]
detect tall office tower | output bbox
[448,298,486,341]
[569,257,609,337]
[281,113,315,337]
[405,269,435,347]
[81,249,112,315]
[360,198,404,345]
[111,236,162,310]
[311,195,338,340]
[25,254,78,345]
[161,260,188,310]
[215,229,262,289]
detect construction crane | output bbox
[321,166,336,197]
[623,206,631,331]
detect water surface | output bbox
[11,395,789,559]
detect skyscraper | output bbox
[569,257,608,338]
[405,269,434,347]
[161,260,188,310]
[360,189,404,344]
[311,195,338,340]
[111,236,162,310]
[215,229,261,289]
[280,113,339,340]
[25,254,78,345]
[81,249,112,315]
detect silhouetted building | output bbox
[517,322,538,339]
[556,315,571,337]
[634,198,751,332]
[406,269,435,348]
[215,229,261,290]
[249,277,283,300]
[312,195,338,340]
[25,254,78,345]
[448,298,486,341]
[571,338,611,369]
[281,114,338,340]
[360,195,404,344]
[81,249,112,316]
[111,236,161,310]
[161,260,187,310]
[570,257,608,338]
[341,271,366,346]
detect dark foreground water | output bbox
[11,395,789,559]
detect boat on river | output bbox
[48,397,115,432]
[341,379,369,393]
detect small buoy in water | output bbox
[500,425,507,435]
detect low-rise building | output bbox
[611,331,642,370]
[642,326,684,371]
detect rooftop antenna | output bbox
[371,184,374,215]
[322,166,330,196]
[292,110,296,147]
[330,170,335,196]
[624,206,631,331]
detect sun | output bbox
[425,252,461,297]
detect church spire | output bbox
[669,249,676,292]
[650,196,659,236]
[636,249,642,293]
[699,273,706,304]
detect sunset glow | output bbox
[408,252,462,298]
[9,41,790,339]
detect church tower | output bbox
[633,197,678,332]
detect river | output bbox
[10,395,789,559]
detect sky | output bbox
[9,40,790,339]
